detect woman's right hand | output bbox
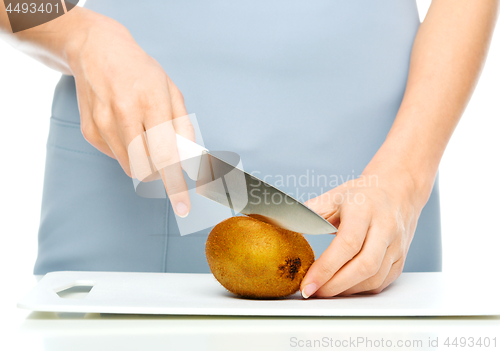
[67,15,194,217]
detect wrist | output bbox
[362,153,436,210]
[63,8,132,75]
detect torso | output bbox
[36,0,442,274]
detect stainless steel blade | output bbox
[195,152,338,235]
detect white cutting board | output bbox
[17,271,500,316]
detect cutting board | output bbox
[17,271,499,316]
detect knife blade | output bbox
[198,152,337,234]
[176,135,337,235]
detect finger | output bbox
[167,80,196,143]
[300,206,371,298]
[365,257,404,295]
[173,115,196,143]
[98,120,144,178]
[313,225,390,297]
[92,104,142,177]
[143,82,192,214]
[304,190,343,221]
[76,79,115,159]
[337,250,397,296]
[327,209,341,230]
[81,118,116,160]
[145,115,191,217]
[127,129,159,182]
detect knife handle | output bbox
[176,134,208,180]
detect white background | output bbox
[0,1,499,310]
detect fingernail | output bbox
[175,202,189,218]
[301,284,317,299]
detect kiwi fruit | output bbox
[205,216,315,299]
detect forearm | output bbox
[364,0,499,206]
[0,4,126,74]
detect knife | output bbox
[176,134,338,235]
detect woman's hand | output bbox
[67,17,194,217]
[300,169,426,298]
[2,4,196,216]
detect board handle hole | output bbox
[55,285,94,299]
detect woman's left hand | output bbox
[300,170,427,298]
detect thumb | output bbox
[304,189,341,219]
[305,191,343,231]
[304,195,322,213]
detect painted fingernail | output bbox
[301,284,317,299]
[175,202,189,218]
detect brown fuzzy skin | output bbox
[205,216,315,299]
